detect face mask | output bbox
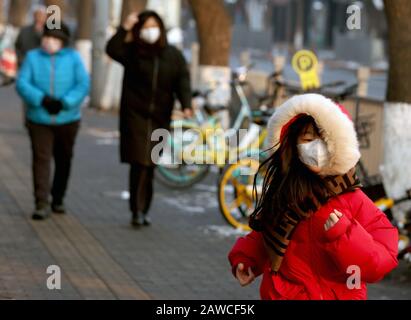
[297,139,330,169]
[42,37,63,54]
[140,27,161,44]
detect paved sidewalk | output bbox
[0,87,409,300]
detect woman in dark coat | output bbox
[106,11,192,227]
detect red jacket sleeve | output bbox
[322,189,399,283]
[228,231,269,278]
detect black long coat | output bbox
[106,27,192,166]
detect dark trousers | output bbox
[28,121,80,206]
[129,163,154,215]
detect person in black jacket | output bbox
[106,10,193,227]
[15,5,47,67]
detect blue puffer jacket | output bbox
[16,47,90,125]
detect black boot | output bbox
[131,211,144,227]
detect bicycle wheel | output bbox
[155,122,210,189]
[156,162,210,189]
[218,158,262,231]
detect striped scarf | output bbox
[261,167,362,273]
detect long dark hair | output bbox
[131,10,168,56]
[249,115,336,231]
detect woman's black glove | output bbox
[42,96,63,115]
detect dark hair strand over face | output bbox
[250,115,336,232]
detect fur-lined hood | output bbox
[267,94,361,176]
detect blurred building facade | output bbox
[182,0,387,65]
[1,0,388,66]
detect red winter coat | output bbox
[228,189,398,300]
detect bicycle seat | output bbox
[204,105,229,115]
[252,109,274,126]
[256,95,271,104]
[332,83,359,102]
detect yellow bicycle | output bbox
[217,110,272,231]
[156,65,275,188]
[218,156,264,231]
[156,115,268,188]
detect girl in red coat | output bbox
[228,94,398,300]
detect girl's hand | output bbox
[235,263,255,287]
[324,209,343,231]
[123,12,139,31]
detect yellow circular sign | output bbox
[291,50,320,90]
[292,50,318,74]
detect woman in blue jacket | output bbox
[16,23,90,220]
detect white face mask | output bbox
[140,27,161,44]
[297,139,330,169]
[42,37,63,54]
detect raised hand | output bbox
[235,263,255,287]
[123,12,139,31]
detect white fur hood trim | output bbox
[267,94,361,176]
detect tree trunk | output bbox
[189,0,232,66]
[384,0,411,104]
[45,0,66,18]
[0,0,4,25]
[8,0,31,27]
[76,0,93,40]
[381,0,411,199]
[75,0,94,73]
[121,0,148,23]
